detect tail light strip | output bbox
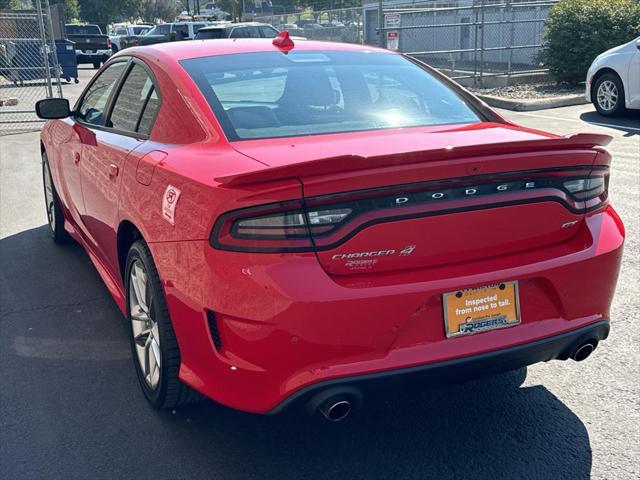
[211,167,609,253]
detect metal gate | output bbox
[0,0,62,135]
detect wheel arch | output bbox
[591,67,624,100]
[117,220,144,281]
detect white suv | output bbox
[586,37,640,116]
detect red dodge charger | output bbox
[37,34,624,421]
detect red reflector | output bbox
[273,31,294,52]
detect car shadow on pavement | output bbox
[1,225,592,480]
[579,111,639,136]
[167,372,592,480]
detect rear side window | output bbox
[229,27,248,38]
[259,26,279,37]
[76,62,127,126]
[193,23,206,34]
[149,24,170,35]
[108,63,160,135]
[137,90,160,136]
[196,29,225,39]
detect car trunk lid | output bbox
[220,123,611,275]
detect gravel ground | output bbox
[471,82,585,99]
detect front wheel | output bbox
[593,73,626,117]
[125,240,201,409]
[42,152,71,244]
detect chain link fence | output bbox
[377,0,558,85]
[252,6,364,44]
[0,0,62,135]
[254,0,556,86]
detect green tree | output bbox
[138,0,177,22]
[0,0,25,9]
[541,0,640,84]
[77,0,142,23]
[51,0,79,21]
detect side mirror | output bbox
[636,39,640,50]
[35,98,71,119]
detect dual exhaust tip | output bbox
[314,338,599,421]
[571,339,598,362]
[319,395,353,422]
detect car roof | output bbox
[137,38,390,61]
[198,22,271,31]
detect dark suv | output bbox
[194,22,279,40]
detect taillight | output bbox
[107,38,112,48]
[563,176,606,200]
[211,202,355,252]
[211,171,608,253]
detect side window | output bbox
[246,26,262,38]
[174,24,189,39]
[193,23,206,35]
[76,62,127,126]
[229,27,247,38]
[156,24,170,35]
[108,64,157,134]
[137,90,160,136]
[259,26,279,37]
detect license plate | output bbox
[443,281,520,338]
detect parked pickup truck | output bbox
[109,24,152,53]
[119,22,210,50]
[65,24,112,69]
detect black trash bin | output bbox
[56,39,78,84]
[3,40,58,85]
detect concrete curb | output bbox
[476,94,589,111]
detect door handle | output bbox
[74,152,80,165]
[108,163,119,177]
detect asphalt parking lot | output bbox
[1,68,639,480]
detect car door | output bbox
[79,60,162,272]
[56,61,128,233]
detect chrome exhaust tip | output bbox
[571,340,597,362]
[319,396,352,422]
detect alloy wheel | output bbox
[129,260,161,390]
[596,80,618,112]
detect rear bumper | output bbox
[151,205,624,414]
[269,320,610,413]
[75,50,112,63]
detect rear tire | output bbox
[125,240,201,409]
[593,72,626,117]
[42,152,72,244]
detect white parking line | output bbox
[513,111,640,132]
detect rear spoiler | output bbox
[215,133,612,187]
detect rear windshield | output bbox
[196,29,225,39]
[66,25,102,35]
[181,51,482,140]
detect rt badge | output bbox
[162,185,182,225]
